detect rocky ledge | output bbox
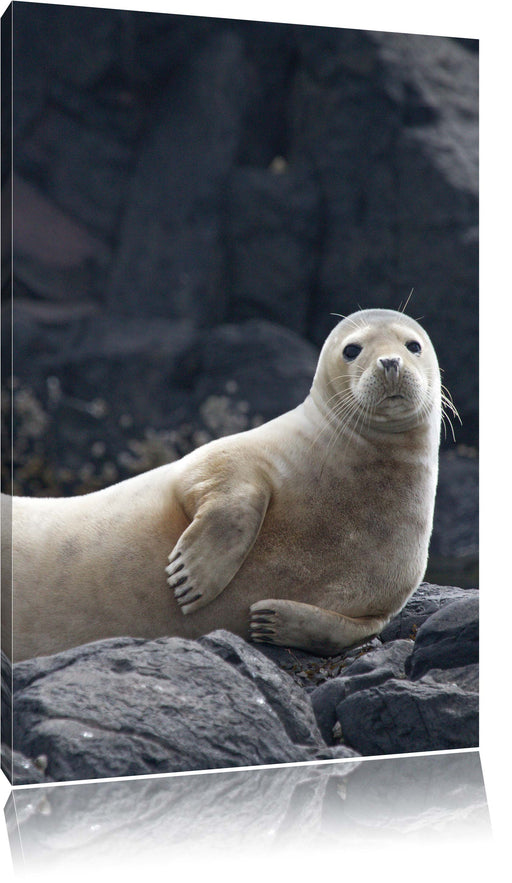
[1,582,478,785]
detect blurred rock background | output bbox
[1,4,478,585]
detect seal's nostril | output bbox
[379,357,400,372]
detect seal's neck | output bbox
[304,386,441,455]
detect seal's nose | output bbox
[379,356,401,374]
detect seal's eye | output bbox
[343,343,362,361]
[406,340,422,354]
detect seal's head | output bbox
[312,308,441,435]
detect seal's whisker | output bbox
[441,409,457,442]
[306,390,357,453]
[317,396,363,472]
[398,288,415,314]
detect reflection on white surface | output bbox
[4,750,490,879]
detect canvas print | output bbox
[1,2,478,785]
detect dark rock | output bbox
[5,315,318,497]
[428,448,479,586]
[337,636,384,663]
[5,309,201,494]
[5,585,478,781]
[325,593,479,754]
[231,19,295,167]
[336,678,478,755]
[310,680,350,745]
[422,663,479,693]
[1,745,52,786]
[254,585,479,755]
[435,451,479,556]
[183,319,319,428]
[105,29,251,322]
[12,174,111,307]
[224,164,321,336]
[1,650,12,746]
[339,639,414,682]
[380,582,478,641]
[253,635,384,692]
[405,595,479,679]
[12,637,142,694]
[311,640,413,743]
[199,630,323,747]
[11,9,478,448]
[10,631,349,784]
[13,6,213,241]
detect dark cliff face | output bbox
[2,6,478,583]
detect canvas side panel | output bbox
[1,2,14,785]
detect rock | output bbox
[422,663,479,693]
[251,584,479,754]
[310,640,413,744]
[309,588,479,755]
[379,582,478,641]
[183,319,319,429]
[12,174,111,307]
[1,651,12,745]
[428,448,479,587]
[105,28,251,322]
[4,315,318,496]
[199,631,324,747]
[9,631,355,784]
[5,310,201,495]
[254,636,384,692]
[1,745,52,786]
[13,5,213,241]
[405,595,479,679]
[224,164,321,336]
[336,678,478,755]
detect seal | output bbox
[2,309,443,662]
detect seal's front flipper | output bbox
[250,599,390,656]
[166,482,270,614]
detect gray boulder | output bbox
[9,631,356,784]
[380,582,478,641]
[405,594,479,679]
[311,640,413,743]
[428,448,479,588]
[336,678,478,755]
[309,587,479,754]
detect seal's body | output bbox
[3,309,442,661]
